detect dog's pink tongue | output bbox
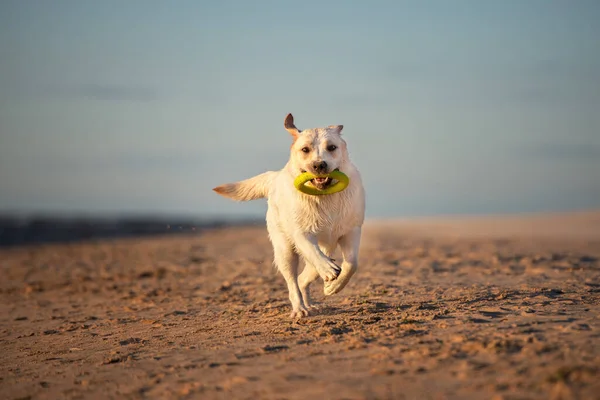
[315,177,327,183]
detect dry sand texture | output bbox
[1,211,600,400]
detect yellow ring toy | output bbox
[294,170,349,196]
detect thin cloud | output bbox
[520,143,600,160]
[528,58,600,80]
[30,153,205,172]
[45,83,159,102]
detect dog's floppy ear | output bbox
[328,125,344,135]
[284,113,300,138]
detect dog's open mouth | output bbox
[301,168,339,191]
[311,176,332,190]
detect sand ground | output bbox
[1,211,599,400]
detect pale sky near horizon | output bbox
[1,0,599,219]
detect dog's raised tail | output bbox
[213,171,278,201]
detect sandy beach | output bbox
[1,210,599,400]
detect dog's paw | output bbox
[323,264,357,296]
[323,280,342,296]
[305,301,322,311]
[316,258,341,282]
[290,306,310,319]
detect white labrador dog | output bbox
[213,114,365,319]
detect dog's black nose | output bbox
[313,161,328,173]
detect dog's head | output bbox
[284,113,348,191]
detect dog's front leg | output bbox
[271,236,309,319]
[324,226,361,296]
[292,232,341,282]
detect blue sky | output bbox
[1,0,599,219]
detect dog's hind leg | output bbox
[298,264,319,309]
[324,226,361,296]
[270,234,309,319]
[299,244,336,309]
[291,233,341,282]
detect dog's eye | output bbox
[327,145,337,152]
[301,147,310,153]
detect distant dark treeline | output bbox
[0,215,263,248]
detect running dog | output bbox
[213,114,365,319]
